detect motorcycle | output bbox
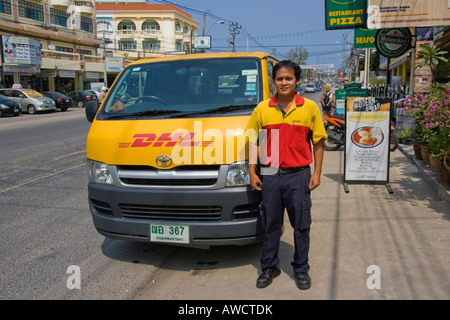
[323,113,398,151]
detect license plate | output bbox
[14,107,19,112]
[150,224,190,244]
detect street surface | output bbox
[0,93,449,301]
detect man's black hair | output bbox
[272,60,302,81]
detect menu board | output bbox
[344,97,391,186]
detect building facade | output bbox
[95,3,198,64]
[0,0,103,92]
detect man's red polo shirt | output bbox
[245,92,327,168]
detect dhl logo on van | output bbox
[119,132,214,148]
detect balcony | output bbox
[141,30,162,39]
[74,1,93,16]
[41,49,80,71]
[117,30,136,39]
[41,50,104,73]
[49,0,70,9]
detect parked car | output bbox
[0,88,56,114]
[65,90,98,108]
[42,92,73,111]
[0,94,21,117]
[305,83,316,93]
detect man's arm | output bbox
[248,142,262,191]
[309,138,325,191]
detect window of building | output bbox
[142,20,160,31]
[118,40,136,51]
[175,21,180,32]
[18,0,44,22]
[142,40,161,52]
[175,41,182,51]
[183,25,188,34]
[118,21,136,31]
[0,0,12,15]
[56,46,73,53]
[50,8,69,27]
[80,16,93,33]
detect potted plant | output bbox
[422,84,450,176]
[397,128,412,145]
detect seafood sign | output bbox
[345,97,391,183]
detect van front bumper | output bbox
[88,183,263,246]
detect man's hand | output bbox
[248,163,262,191]
[249,172,262,191]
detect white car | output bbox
[305,84,316,93]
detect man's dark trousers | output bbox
[260,167,312,273]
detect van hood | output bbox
[86,116,251,167]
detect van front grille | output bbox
[117,165,220,187]
[120,203,222,221]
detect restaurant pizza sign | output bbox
[325,0,368,30]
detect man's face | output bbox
[274,67,299,97]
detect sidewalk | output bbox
[136,147,450,300]
[398,144,450,203]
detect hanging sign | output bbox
[368,0,450,29]
[375,27,411,58]
[325,0,368,30]
[344,97,392,192]
[354,29,377,48]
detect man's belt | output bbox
[276,166,309,175]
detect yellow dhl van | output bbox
[85,52,278,247]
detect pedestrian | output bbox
[245,60,327,290]
[98,87,107,106]
[320,83,335,119]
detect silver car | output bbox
[0,88,56,114]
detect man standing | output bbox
[246,60,327,290]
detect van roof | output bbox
[127,51,277,66]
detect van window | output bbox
[100,58,262,118]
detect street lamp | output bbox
[206,20,225,35]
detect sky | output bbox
[147,0,353,70]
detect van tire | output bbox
[28,105,37,114]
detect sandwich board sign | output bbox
[344,97,393,193]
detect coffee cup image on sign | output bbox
[351,126,384,148]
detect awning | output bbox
[389,50,411,70]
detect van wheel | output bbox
[28,105,37,114]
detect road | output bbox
[1,92,449,302]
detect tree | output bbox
[286,46,309,65]
[416,42,448,83]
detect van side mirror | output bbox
[85,100,98,122]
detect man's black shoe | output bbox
[256,267,281,288]
[294,272,311,290]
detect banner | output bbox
[325,0,367,30]
[344,97,391,185]
[368,0,450,29]
[2,36,41,65]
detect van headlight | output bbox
[226,161,250,187]
[87,160,113,184]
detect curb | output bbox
[398,144,450,203]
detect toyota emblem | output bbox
[156,155,173,167]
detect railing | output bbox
[41,49,78,61]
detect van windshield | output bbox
[99,57,261,119]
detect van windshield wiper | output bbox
[172,104,257,118]
[106,109,182,119]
